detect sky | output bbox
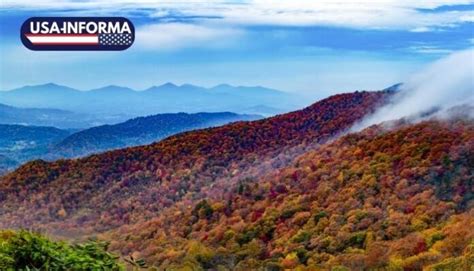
[0,0,473,99]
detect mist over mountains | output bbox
[0,83,304,122]
[353,49,474,131]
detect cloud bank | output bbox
[353,49,474,130]
[2,0,473,31]
[3,1,472,54]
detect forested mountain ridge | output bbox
[0,112,258,172]
[0,91,388,234]
[49,112,261,158]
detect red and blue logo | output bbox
[21,17,135,51]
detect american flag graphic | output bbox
[25,33,133,46]
[99,34,133,46]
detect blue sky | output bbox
[0,1,473,99]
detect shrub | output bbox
[0,230,123,270]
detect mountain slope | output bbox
[105,119,474,270]
[0,91,388,234]
[51,112,261,158]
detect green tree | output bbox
[0,230,124,271]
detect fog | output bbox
[352,49,474,131]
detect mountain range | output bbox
[0,83,304,119]
[0,90,472,270]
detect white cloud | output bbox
[353,49,474,130]
[410,26,434,32]
[2,0,474,31]
[214,1,474,30]
[407,45,454,54]
[135,23,243,50]
[460,14,474,22]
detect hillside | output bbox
[50,112,261,158]
[105,119,474,270]
[0,91,388,234]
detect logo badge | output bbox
[21,17,135,51]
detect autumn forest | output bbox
[0,89,472,270]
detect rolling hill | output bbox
[50,112,261,158]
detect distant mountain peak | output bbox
[144,82,180,92]
[11,82,78,93]
[102,84,124,89]
[39,83,62,88]
[160,82,179,88]
[211,83,233,89]
[90,85,134,92]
